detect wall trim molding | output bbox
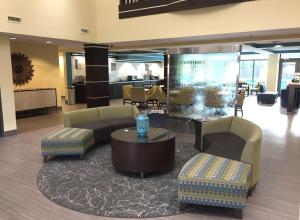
[3,129,18,137]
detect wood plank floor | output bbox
[0,96,300,220]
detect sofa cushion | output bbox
[203,132,246,161]
[99,106,135,120]
[73,121,114,145]
[64,108,101,127]
[104,118,136,130]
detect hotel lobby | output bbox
[1,0,300,219]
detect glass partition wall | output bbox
[167,46,240,119]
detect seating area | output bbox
[39,108,262,218]
[2,1,300,220]
[123,85,168,109]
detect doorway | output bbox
[278,58,300,92]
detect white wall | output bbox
[0,37,17,133]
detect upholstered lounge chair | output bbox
[194,116,262,188]
[131,87,149,108]
[170,87,194,105]
[157,86,167,109]
[146,85,159,106]
[123,85,132,105]
[257,85,278,104]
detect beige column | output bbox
[59,52,67,98]
[0,36,17,134]
[266,54,280,92]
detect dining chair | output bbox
[237,89,246,117]
[131,87,148,108]
[122,85,132,105]
[146,85,159,106]
[170,87,194,105]
[157,86,167,109]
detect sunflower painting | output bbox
[11,53,34,86]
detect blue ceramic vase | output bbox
[136,114,149,137]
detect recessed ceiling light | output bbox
[45,41,52,44]
[274,44,283,48]
[10,37,16,40]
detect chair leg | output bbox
[241,107,243,117]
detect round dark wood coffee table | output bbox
[111,127,175,178]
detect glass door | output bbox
[278,60,298,91]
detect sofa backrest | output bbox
[99,105,139,120]
[230,117,262,142]
[63,108,101,127]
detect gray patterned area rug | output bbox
[37,142,198,218]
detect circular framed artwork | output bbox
[11,53,34,86]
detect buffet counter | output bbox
[14,88,57,112]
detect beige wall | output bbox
[97,0,300,45]
[11,42,62,107]
[266,54,280,92]
[0,0,97,43]
[0,37,17,132]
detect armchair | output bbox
[131,87,148,108]
[122,85,132,105]
[146,85,158,106]
[237,89,246,117]
[170,87,194,105]
[157,86,167,109]
[194,117,262,188]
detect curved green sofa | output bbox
[64,105,139,145]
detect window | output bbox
[240,60,268,86]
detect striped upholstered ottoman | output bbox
[41,127,95,162]
[178,153,251,218]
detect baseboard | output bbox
[3,129,18,137]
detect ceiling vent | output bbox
[80,28,89,34]
[7,16,22,23]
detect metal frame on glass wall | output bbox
[166,44,241,55]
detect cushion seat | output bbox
[203,132,246,161]
[74,121,114,144]
[41,127,94,158]
[178,153,252,210]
